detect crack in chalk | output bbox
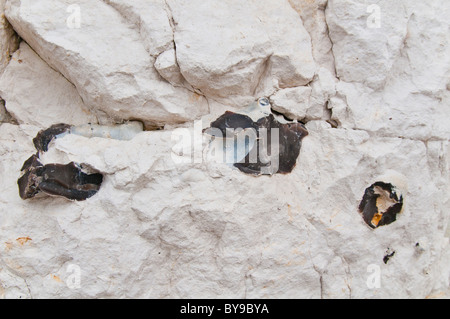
[323,1,339,81]
[162,0,206,97]
[305,224,324,299]
[13,41,100,125]
[252,54,273,97]
[304,216,355,299]
[319,275,324,299]
[24,278,32,299]
[340,256,353,298]
[101,0,149,52]
[1,12,20,65]
[0,265,33,299]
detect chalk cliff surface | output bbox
[0,0,448,298]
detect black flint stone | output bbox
[33,123,72,152]
[383,251,396,264]
[208,112,308,175]
[18,160,103,201]
[18,124,103,202]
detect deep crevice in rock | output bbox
[0,98,18,125]
[162,0,207,97]
[323,1,340,81]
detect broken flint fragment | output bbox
[33,123,71,152]
[359,182,404,228]
[18,157,103,201]
[204,98,308,175]
[208,111,259,136]
[32,122,144,153]
[17,122,121,201]
[233,114,308,175]
[17,154,44,200]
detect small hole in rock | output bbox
[358,182,404,229]
[383,250,396,264]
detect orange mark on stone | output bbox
[425,291,445,299]
[288,204,293,222]
[371,213,383,227]
[52,275,62,283]
[189,93,203,103]
[327,224,343,231]
[16,237,32,245]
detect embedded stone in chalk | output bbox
[33,123,72,153]
[69,121,144,140]
[204,97,308,175]
[359,182,404,229]
[17,154,44,200]
[33,122,145,154]
[18,158,103,201]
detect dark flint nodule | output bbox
[209,111,258,135]
[383,250,396,264]
[18,124,103,201]
[359,182,404,229]
[33,123,71,152]
[37,162,103,201]
[18,158,103,201]
[208,112,308,175]
[18,154,43,200]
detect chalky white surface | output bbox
[0,0,448,298]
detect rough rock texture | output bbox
[166,0,315,106]
[0,0,449,299]
[326,0,409,90]
[270,87,312,121]
[0,42,97,128]
[4,0,209,128]
[104,0,174,58]
[288,0,335,75]
[326,0,450,140]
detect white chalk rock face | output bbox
[4,0,209,127]
[270,87,312,121]
[166,0,273,100]
[326,0,409,90]
[154,49,189,89]
[288,0,335,75]
[0,42,97,128]
[104,0,174,58]
[250,0,316,88]
[1,121,448,298]
[327,0,450,141]
[166,0,315,104]
[308,67,337,120]
[0,0,449,300]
